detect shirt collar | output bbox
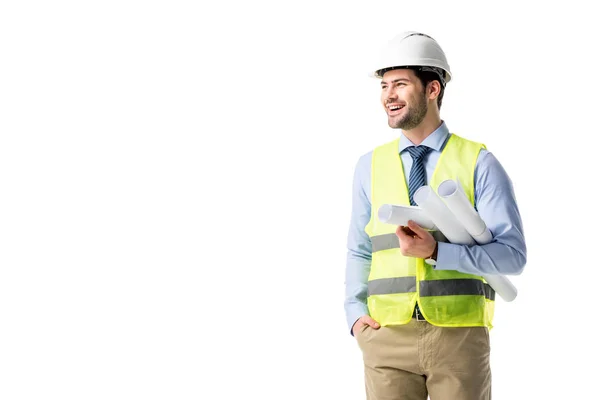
[398,121,450,153]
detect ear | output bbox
[427,80,441,101]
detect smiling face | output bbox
[380,68,428,130]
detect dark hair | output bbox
[412,68,445,109]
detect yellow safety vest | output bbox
[365,133,495,328]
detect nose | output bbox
[384,87,397,103]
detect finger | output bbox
[403,226,417,236]
[352,318,365,333]
[407,220,428,238]
[363,316,380,329]
[396,225,413,241]
[352,322,363,335]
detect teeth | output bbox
[389,105,402,110]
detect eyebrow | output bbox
[381,78,410,86]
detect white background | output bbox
[1,1,598,399]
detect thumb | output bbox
[363,316,380,329]
[407,220,427,238]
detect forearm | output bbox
[434,200,527,275]
[344,255,371,335]
[436,239,526,275]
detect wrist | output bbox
[425,242,438,266]
[430,242,438,260]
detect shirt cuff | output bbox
[346,302,369,336]
[434,241,461,271]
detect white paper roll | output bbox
[437,180,491,241]
[378,204,438,230]
[413,185,517,302]
[413,186,475,245]
[437,179,517,301]
[480,274,517,301]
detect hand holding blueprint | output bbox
[378,179,518,302]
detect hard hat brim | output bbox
[369,65,451,84]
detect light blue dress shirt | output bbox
[344,121,527,333]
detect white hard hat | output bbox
[370,31,452,85]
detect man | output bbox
[344,32,527,400]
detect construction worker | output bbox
[344,32,527,399]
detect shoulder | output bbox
[375,137,401,151]
[449,133,486,149]
[354,137,400,172]
[447,132,493,163]
[473,147,514,189]
[353,150,373,176]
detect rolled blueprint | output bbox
[436,179,517,301]
[412,186,474,244]
[378,204,438,230]
[437,180,492,243]
[413,185,517,302]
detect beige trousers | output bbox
[355,319,491,400]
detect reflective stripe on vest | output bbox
[368,276,495,300]
[371,233,400,252]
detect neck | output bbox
[402,113,442,146]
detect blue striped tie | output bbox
[406,145,432,319]
[406,145,432,206]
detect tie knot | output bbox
[406,145,431,161]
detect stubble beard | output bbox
[388,91,428,130]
